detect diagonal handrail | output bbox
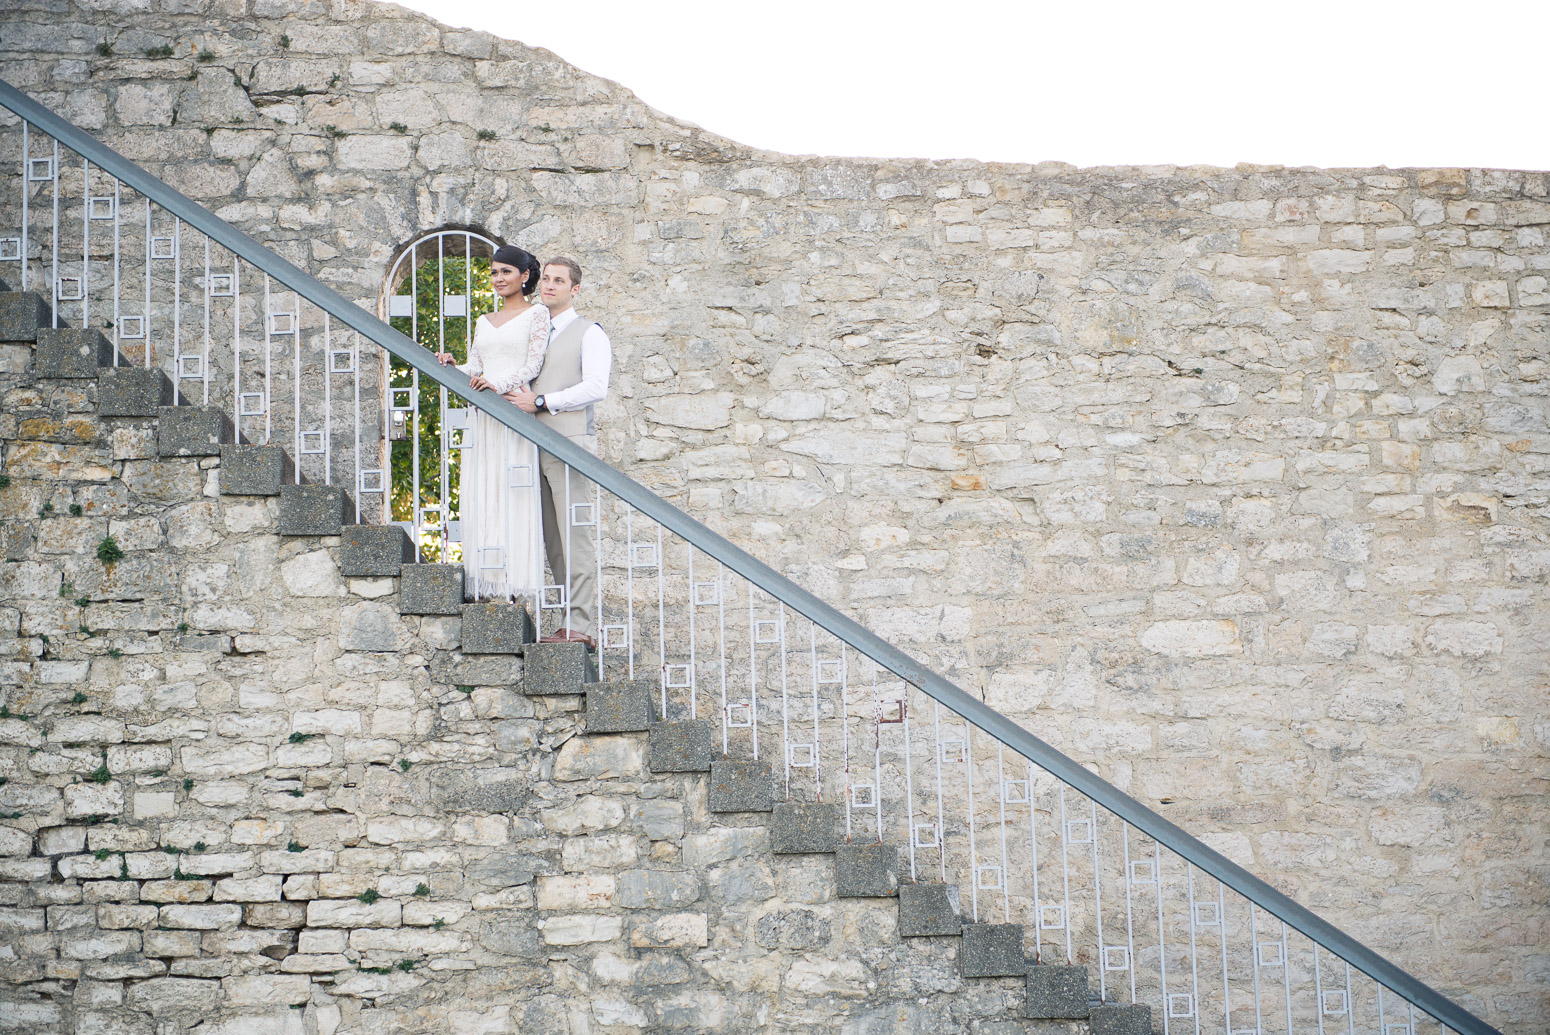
[0,77,1499,1035]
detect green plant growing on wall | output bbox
[96,42,113,56]
[96,536,123,565]
[145,44,173,58]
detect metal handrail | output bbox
[0,77,1498,1035]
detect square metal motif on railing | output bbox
[0,238,20,261]
[1254,941,1284,968]
[753,619,781,644]
[208,273,234,297]
[1321,990,1349,1017]
[1037,903,1065,930]
[443,295,468,317]
[1128,860,1157,885]
[1383,1025,1412,1035]
[267,311,296,335]
[787,743,816,768]
[1102,946,1131,971]
[55,277,82,301]
[388,295,414,318]
[299,431,325,455]
[692,581,720,606]
[601,624,629,650]
[975,865,1003,891]
[27,157,54,181]
[88,196,116,220]
[850,783,875,809]
[329,349,354,374]
[238,392,266,417]
[177,354,203,380]
[506,464,534,489]
[479,547,504,570]
[1002,779,1029,804]
[1167,994,1195,1019]
[358,469,385,494]
[150,236,177,260]
[629,543,658,569]
[569,502,596,528]
[118,315,145,339]
[1064,819,1094,845]
[815,658,843,684]
[541,585,568,610]
[390,387,414,412]
[726,702,753,728]
[939,739,966,765]
[663,664,692,689]
[448,427,468,450]
[877,698,905,724]
[911,822,939,849]
[418,505,443,531]
[1192,901,1220,927]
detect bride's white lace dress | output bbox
[456,304,550,601]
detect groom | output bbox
[505,256,612,650]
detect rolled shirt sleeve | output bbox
[542,322,612,414]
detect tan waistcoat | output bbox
[531,312,596,437]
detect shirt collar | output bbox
[550,307,578,332]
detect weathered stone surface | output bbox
[398,563,463,615]
[339,524,415,576]
[219,444,292,495]
[552,734,645,781]
[522,641,595,694]
[585,679,653,733]
[648,719,715,772]
[1089,1004,1152,1035]
[429,766,530,812]
[835,842,898,897]
[277,484,355,536]
[0,291,51,341]
[1024,965,1090,1019]
[98,367,174,417]
[770,802,840,854]
[708,759,774,812]
[36,328,113,377]
[898,883,962,937]
[461,601,534,652]
[961,923,1026,978]
[156,406,233,457]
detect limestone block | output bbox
[339,524,414,576]
[835,843,899,898]
[213,875,282,902]
[281,550,344,597]
[277,484,354,536]
[617,870,701,910]
[553,735,644,781]
[898,883,962,937]
[630,912,708,948]
[219,444,292,495]
[159,904,243,930]
[306,899,401,927]
[585,680,653,733]
[398,563,463,615]
[125,976,220,1015]
[98,367,174,417]
[36,328,112,378]
[523,641,595,694]
[222,974,311,1006]
[1024,965,1090,1019]
[540,913,622,946]
[0,291,52,342]
[648,720,715,772]
[708,759,774,813]
[338,601,408,652]
[961,923,1026,977]
[461,601,534,653]
[141,881,213,904]
[156,406,232,457]
[770,802,841,854]
[538,796,624,835]
[536,875,616,910]
[561,833,638,871]
[63,781,124,818]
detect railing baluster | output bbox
[112,178,120,364]
[901,687,916,880]
[1092,799,1105,1003]
[19,120,27,292]
[1123,823,1137,1004]
[842,644,852,840]
[1058,783,1073,963]
[779,602,790,800]
[966,722,978,922]
[1158,843,1170,1035]
[200,238,208,403]
[50,139,58,328]
[1217,881,1229,1033]
[1028,759,1042,961]
[996,743,1010,922]
[871,662,882,841]
[933,700,946,883]
[807,623,820,800]
[80,157,87,330]
[1280,920,1292,1035]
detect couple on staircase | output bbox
[433,248,609,650]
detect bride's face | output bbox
[491,261,525,300]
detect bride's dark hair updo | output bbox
[493,245,541,297]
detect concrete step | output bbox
[0,291,53,341]
[769,801,841,854]
[961,922,1026,978]
[397,563,464,615]
[584,679,655,733]
[339,525,415,577]
[277,484,355,536]
[219,444,293,496]
[707,759,774,812]
[1023,965,1089,1020]
[897,883,963,936]
[98,366,173,417]
[157,405,233,457]
[648,719,716,772]
[522,641,596,694]
[835,842,899,897]
[461,602,535,653]
[1089,1004,1151,1035]
[36,328,110,377]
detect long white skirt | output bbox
[461,409,543,604]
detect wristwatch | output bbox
[533,394,546,411]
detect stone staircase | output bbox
[0,278,1154,1033]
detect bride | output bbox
[435,245,548,604]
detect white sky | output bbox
[398,0,1549,172]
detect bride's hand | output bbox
[435,352,455,365]
[468,374,491,391]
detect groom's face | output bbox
[540,265,580,309]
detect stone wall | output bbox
[0,0,1547,1031]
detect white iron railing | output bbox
[0,78,1502,1035]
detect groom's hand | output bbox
[506,386,540,414]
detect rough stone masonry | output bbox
[0,0,1546,1032]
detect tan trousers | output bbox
[538,435,598,638]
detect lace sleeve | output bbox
[510,306,550,390]
[456,317,484,378]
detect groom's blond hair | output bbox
[543,256,583,287]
